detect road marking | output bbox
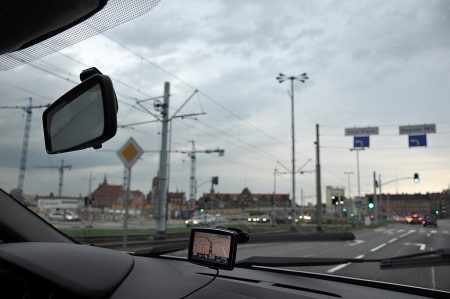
[397,229,405,233]
[444,230,449,234]
[326,254,365,274]
[427,233,431,237]
[431,267,436,289]
[388,237,398,244]
[430,230,437,234]
[349,239,365,246]
[399,230,415,238]
[370,243,387,252]
[404,242,426,251]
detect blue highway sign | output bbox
[409,134,427,147]
[354,136,369,148]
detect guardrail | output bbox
[75,230,355,251]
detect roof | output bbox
[92,184,123,197]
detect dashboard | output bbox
[0,242,446,299]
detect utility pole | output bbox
[315,124,322,232]
[0,97,50,196]
[156,82,170,239]
[373,171,378,223]
[379,174,383,222]
[272,168,278,226]
[344,171,353,215]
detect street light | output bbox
[276,72,309,218]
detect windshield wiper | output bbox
[380,248,450,269]
[236,248,450,269]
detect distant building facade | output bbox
[197,187,290,210]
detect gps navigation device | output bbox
[188,228,237,270]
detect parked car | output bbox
[48,209,80,222]
[422,215,438,227]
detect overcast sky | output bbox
[1,0,450,204]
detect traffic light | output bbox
[200,208,205,213]
[414,173,420,184]
[435,210,440,215]
[212,176,219,185]
[368,197,374,209]
[342,208,347,212]
[331,196,338,205]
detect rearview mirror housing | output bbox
[43,74,117,154]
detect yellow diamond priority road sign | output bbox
[117,137,143,168]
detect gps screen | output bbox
[188,228,237,270]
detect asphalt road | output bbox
[234,219,450,291]
[172,219,450,291]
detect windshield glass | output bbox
[1,0,449,292]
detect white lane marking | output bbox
[404,242,426,251]
[388,237,398,244]
[399,230,415,238]
[375,228,386,232]
[427,233,431,237]
[430,230,437,234]
[349,239,365,246]
[370,243,387,252]
[431,267,436,289]
[397,229,405,233]
[326,263,349,273]
[444,230,449,235]
[326,254,365,274]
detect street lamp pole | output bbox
[349,148,364,197]
[276,73,308,221]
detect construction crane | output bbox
[34,159,72,197]
[176,141,224,207]
[0,97,50,196]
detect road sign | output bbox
[409,134,427,147]
[399,124,436,135]
[354,136,369,148]
[117,137,143,168]
[345,127,379,136]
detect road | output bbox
[236,220,450,291]
[173,219,450,291]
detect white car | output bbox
[48,210,79,222]
[185,214,217,227]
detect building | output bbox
[91,176,146,210]
[35,193,84,211]
[197,187,290,210]
[363,190,450,218]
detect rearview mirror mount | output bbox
[43,74,118,154]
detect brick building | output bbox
[91,176,146,210]
[363,190,449,217]
[197,187,290,210]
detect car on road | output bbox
[406,213,423,224]
[185,214,217,227]
[422,215,438,227]
[48,209,80,222]
[247,214,271,223]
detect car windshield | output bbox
[1,0,449,292]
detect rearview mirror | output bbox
[43,74,117,154]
